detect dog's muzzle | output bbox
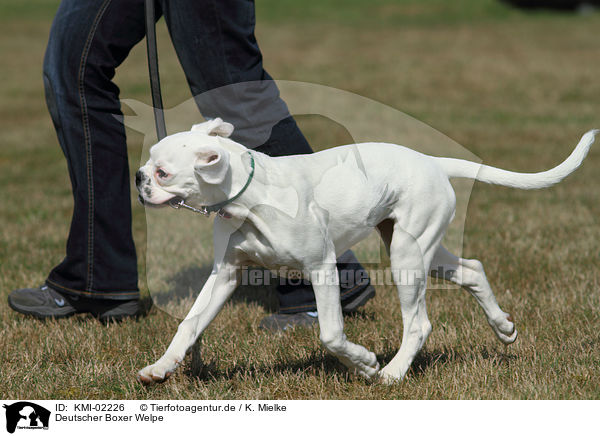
[135,170,145,188]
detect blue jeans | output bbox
[43,0,371,311]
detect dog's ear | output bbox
[194,146,230,184]
[190,118,234,138]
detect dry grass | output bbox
[0,1,599,399]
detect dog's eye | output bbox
[156,168,169,179]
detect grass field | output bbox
[0,0,599,400]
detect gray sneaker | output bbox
[8,285,138,322]
[8,285,77,319]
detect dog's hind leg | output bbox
[429,245,517,344]
[378,218,433,350]
[310,255,380,379]
[378,223,438,383]
[138,261,239,384]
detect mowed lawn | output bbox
[0,0,599,399]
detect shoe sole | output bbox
[94,300,140,323]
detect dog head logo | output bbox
[2,402,50,433]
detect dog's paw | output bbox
[378,368,403,385]
[353,352,380,379]
[488,313,518,345]
[137,358,179,385]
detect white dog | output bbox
[136,118,597,384]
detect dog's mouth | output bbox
[138,194,182,208]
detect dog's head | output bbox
[136,118,235,208]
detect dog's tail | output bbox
[435,129,598,189]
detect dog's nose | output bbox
[135,170,144,187]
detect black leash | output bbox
[144,0,167,141]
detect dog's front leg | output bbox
[138,262,239,384]
[311,264,380,379]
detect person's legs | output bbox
[43,0,147,300]
[160,0,374,321]
[9,0,147,319]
